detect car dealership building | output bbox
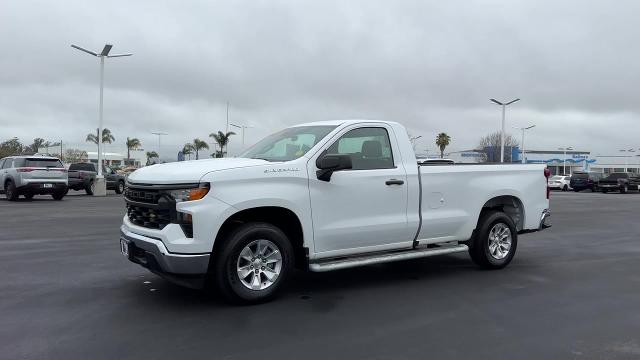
[443,148,640,176]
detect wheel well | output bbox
[213,207,306,269]
[480,196,524,231]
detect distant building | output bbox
[87,152,141,167]
[446,148,639,176]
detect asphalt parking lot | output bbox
[2,191,640,359]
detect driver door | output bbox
[307,124,411,258]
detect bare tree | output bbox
[477,131,520,163]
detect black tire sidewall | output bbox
[116,181,124,194]
[86,181,94,195]
[471,211,518,269]
[6,181,18,201]
[214,223,293,304]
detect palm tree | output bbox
[435,133,451,159]
[145,151,159,165]
[86,128,115,145]
[192,138,209,160]
[182,143,195,160]
[209,131,236,158]
[125,137,142,160]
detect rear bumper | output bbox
[17,182,67,194]
[519,209,551,234]
[119,227,210,289]
[539,209,551,230]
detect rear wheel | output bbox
[52,190,65,200]
[85,181,94,195]
[469,210,518,269]
[5,180,18,201]
[621,184,629,194]
[211,222,294,304]
[562,184,568,192]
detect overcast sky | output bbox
[1,0,639,158]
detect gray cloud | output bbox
[2,0,639,158]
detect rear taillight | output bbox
[17,168,35,172]
[544,168,551,199]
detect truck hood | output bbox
[127,158,269,184]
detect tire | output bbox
[621,184,628,194]
[24,193,34,200]
[85,181,94,195]
[211,222,294,304]
[602,188,608,193]
[5,180,18,201]
[52,190,65,200]
[115,181,125,194]
[562,185,568,192]
[469,210,518,269]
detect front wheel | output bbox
[469,211,518,269]
[5,180,18,201]
[115,181,125,194]
[211,222,294,304]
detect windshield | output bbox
[606,173,628,180]
[239,125,337,162]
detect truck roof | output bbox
[293,119,401,127]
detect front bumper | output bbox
[120,227,210,289]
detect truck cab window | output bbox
[327,127,394,170]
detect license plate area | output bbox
[120,239,130,257]
[42,183,53,188]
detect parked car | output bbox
[0,156,68,201]
[570,172,602,192]
[598,172,640,193]
[548,175,571,191]
[68,162,126,195]
[119,120,551,304]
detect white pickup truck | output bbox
[121,120,551,303]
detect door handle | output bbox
[385,179,404,185]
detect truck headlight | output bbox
[168,183,210,202]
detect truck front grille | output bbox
[126,204,172,229]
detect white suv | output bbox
[0,156,68,201]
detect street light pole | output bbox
[558,147,573,175]
[490,98,520,163]
[230,123,254,150]
[71,43,131,196]
[409,135,422,152]
[151,132,168,161]
[619,149,635,172]
[514,125,536,164]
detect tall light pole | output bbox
[513,125,536,164]
[71,43,131,196]
[151,132,168,161]
[229,123,254,150]
[558,147,573,175]
[490,98,520,163]
[619,148,635,172]
[226,101,230,134]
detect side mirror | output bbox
[316,154,352,182]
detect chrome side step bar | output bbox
[308,244,468,272]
